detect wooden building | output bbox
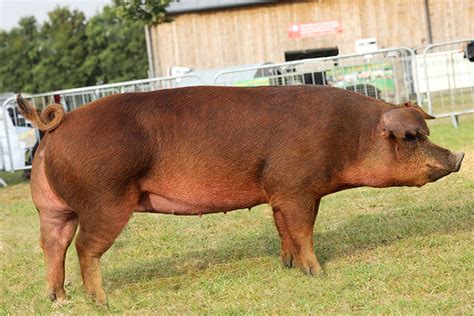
[148,0,474,76]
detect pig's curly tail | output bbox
[16,94,65,132]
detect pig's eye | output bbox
[404,133,417,141]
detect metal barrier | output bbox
[1,75,203,172]
[415,38,474,126]
[214,48,417,105]
[25,74,203,111]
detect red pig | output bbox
[17,86,464,305]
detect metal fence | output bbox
[414,38,474,127]
[1,75,203,172]
[24,74,203,111]
[215,48,417,105]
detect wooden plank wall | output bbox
[150,0,474,76]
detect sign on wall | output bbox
[355,38,378,54]
[288,20,342,39]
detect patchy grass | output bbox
[0,171,27,187]
[428,87,474,116]
[1,119,473,314]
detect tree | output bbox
[85,5,148,84]
[0,4,154,94]
[113,0,171,25]
[0,17,41,92]
[31,7,90,92]
[113,0,172,77]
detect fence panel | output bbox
[1,75,203,172]
[415,39,474,125]
[214,48,416,105]
[25,75,203,112]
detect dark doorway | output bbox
[284,47,339,62]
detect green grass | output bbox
[1,120,473,314]
[428,114,474,149]
[0,171,27,187]
[426,87,474,116]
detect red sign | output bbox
[288,20,343,39]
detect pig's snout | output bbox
[452,151,465,172]
[425,150,464,184]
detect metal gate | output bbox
[413,38,474,127]
[24,75,203,111]
[214,48,417,105]
[1,75,203,172]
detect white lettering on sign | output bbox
[288,20,343,39]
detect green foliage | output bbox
[0,5,149,94]
[85,5,148,84]
[114,0,172,25]
[32,8,90,91]
[0,17,41,92]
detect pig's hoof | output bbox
[48,288,66,302]
[280,251,295,269]
[297,259,324,276]
[282,256,293,268]
[89,289,107,306]
[302,265,325,276]
[92,294,107,306]
[48,292,57,302]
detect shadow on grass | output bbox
[315,204,473,263]
[0,171,29,187]
[106,203,473,287]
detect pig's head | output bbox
[345,103,464,188]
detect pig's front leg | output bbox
[271,196,323,275]
[273,208,298,268]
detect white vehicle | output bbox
[1,94,37,172]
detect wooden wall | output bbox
[150,0,474,76]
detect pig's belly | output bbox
[136,177,267,215]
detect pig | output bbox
[16,85,464,305]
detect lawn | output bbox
[1,118,473,314]
[427,87,474,116]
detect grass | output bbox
[0,171,26,187]
[427,87,474,116]
[1,119,473,314]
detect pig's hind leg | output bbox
[74,199,135,305]
[31,153,78,302]
[39,210,78,301]
[271,196,323,275]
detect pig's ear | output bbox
[381,107,430,139]
[401,102,435,120]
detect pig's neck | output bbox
[339,162,394,188]
[336,111,392,189]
